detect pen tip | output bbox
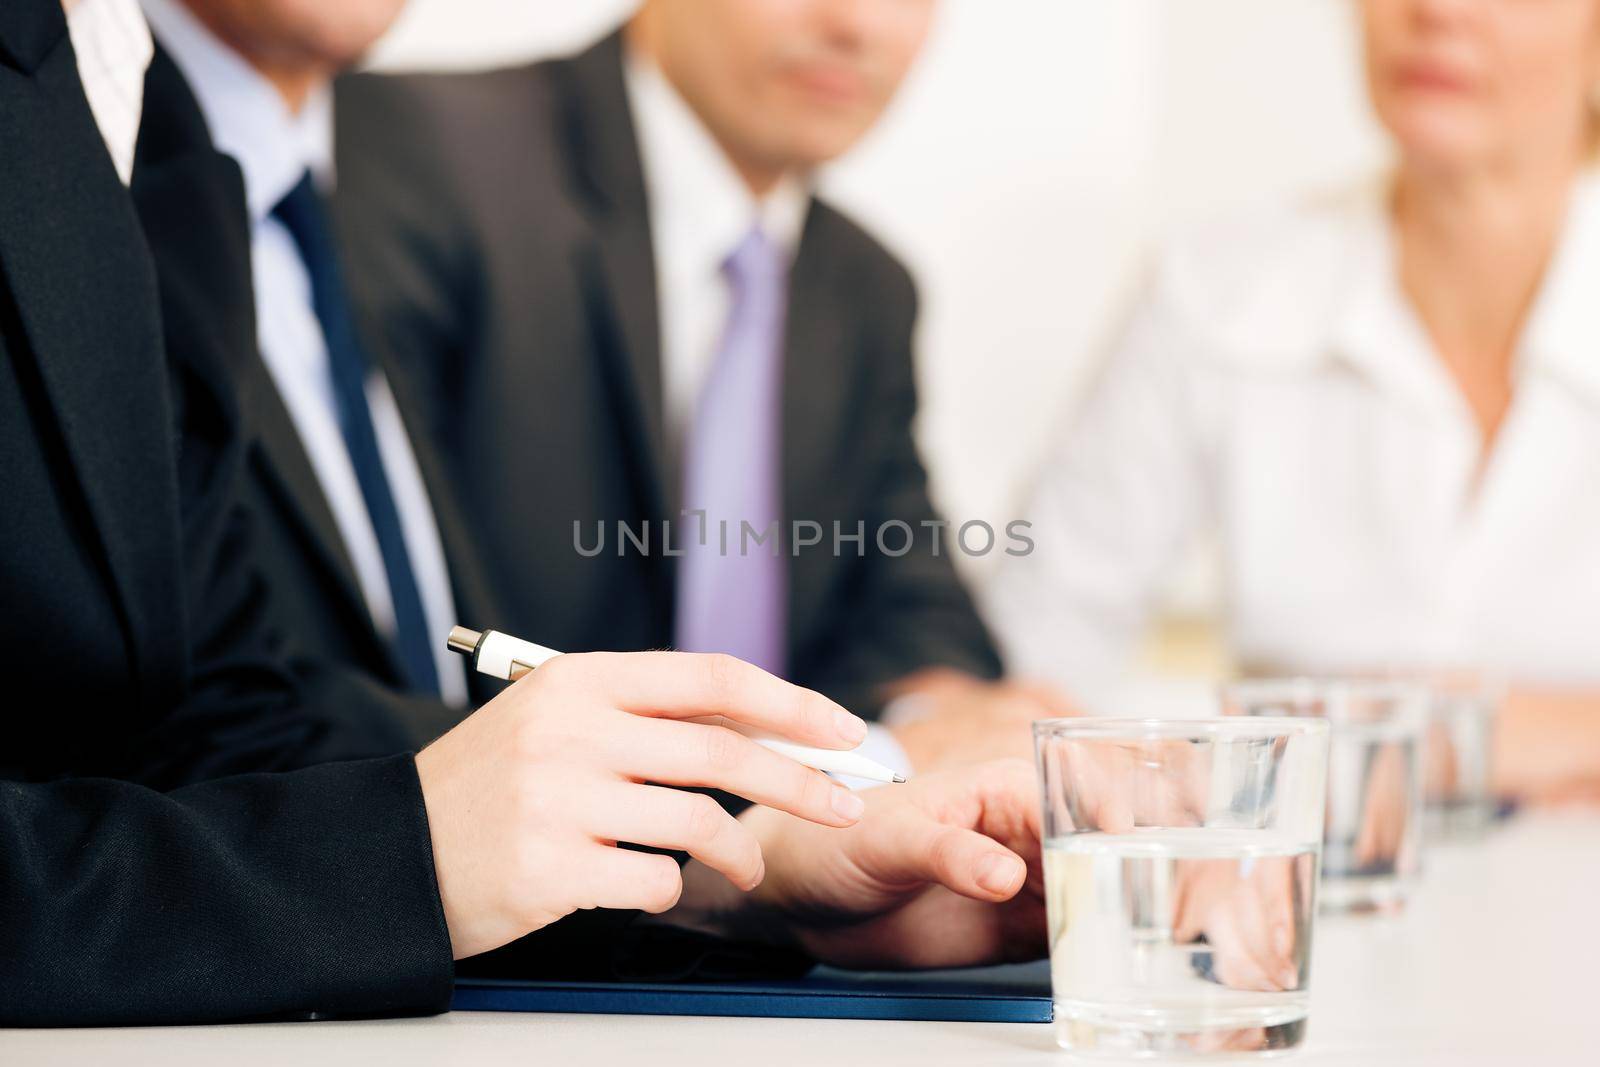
[892,773,908,784]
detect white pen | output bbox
[447,625,908,785]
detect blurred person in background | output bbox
[334,0,1060,782]
[990,0,1600,806]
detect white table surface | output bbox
[8,812,1598,1066]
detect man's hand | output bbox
[414,652,873,960]
[676,759,1047,970]
[887,672,1074,772]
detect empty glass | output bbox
[1222,680,1427,915]
[1035,718,1329,1057]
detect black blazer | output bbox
[334,29,1002,717]
[0,13,452,1025]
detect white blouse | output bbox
[988,177,1600,697]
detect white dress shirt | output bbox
[989,176,1600,699]
[142,0,467,704]
[622,54,910,781]
[67,0,153,185]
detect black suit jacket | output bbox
[334,30,1002,718]
[0,12,452,1025]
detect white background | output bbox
[368,1,1392,604]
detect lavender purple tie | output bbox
[674,227,789,675]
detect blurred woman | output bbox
[991,0,1600,803]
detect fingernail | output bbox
[834,708,868,744]
[976,854,1023,895]
[747,861,766,891]
[1279,964,1299,990]
[831,787,865,821]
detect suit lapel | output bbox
[245,360,379,632]
[557,31,672,521]
[0,34,185,711]
[132,114,399,678]
[783,211,858,644]
[135,46,399,684]
[0,0,60,75]
[586,222,671,517]
[782,211,855,522]
[381,364,502,704]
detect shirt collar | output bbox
[1328,169,1600,415]
[622,48,810,275]
[67,0,154,186]
[1519,170,1600,409]
[1326,185,1467,418]
[140,0,333,225]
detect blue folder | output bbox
[452,960,1052,1023]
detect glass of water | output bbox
[1422,679,1500,841]
[1223,680,1427,915]
[1035,718,1329,1056]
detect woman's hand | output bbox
[1493,687,1600,803]
[414,651,872,960]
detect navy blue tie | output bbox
[271,173,440,694]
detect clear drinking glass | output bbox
[1035,718,1329,1057]
[1422,680,1500,841]
[1222,680,1426,915]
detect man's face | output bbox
[181,0,406,73]
[648,0,936,174]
